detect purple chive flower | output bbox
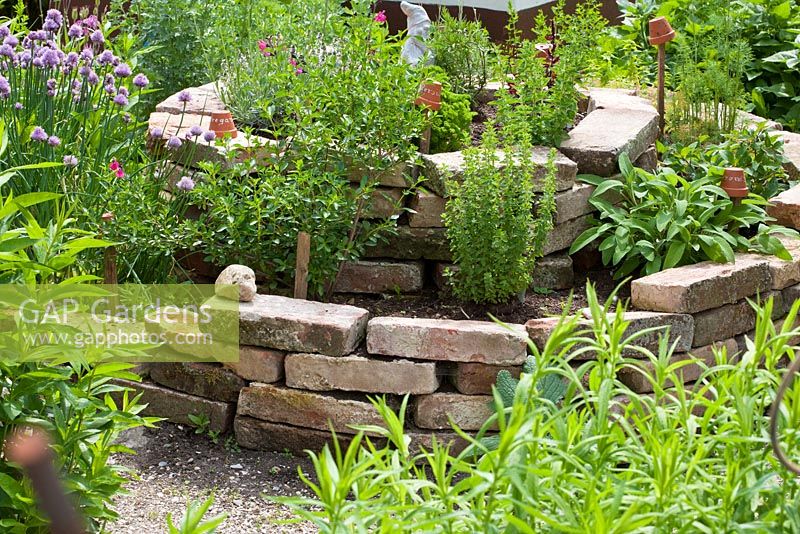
[63,155,78,167]
[68,23,83,39]
[104,73,114,86]
[177,90,192,103]
[0,76,9,98]
[80,47,93,61]
[0,44,12,58]
[4,35,17,47]
[42,49,60,67]
[89,30,104,44]
[166,136,182,149]
[78,65,91,76]
[97,50,114,65]
[132,73,148,88]
[18,50,30,66]
[150,127,164,138]
[71,80,81,95]
[122,113,131,124]
[14,102,22,109]
[43,9,63,32]
[87,71,99,85]
[104,84,115,95]
[65,52,78,68]
[47,135,60,146]
[46,78,56,91]
[113,63,131,77]
[0,26,9,39]
[30,127,47,142]
[189,125,203,137]
[175,176,195,191]
[203,130,216,143]
[32,57,43,68]
[118,86,129,97]
[113,93,128,106]
[81,15,99,30]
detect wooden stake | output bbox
[103,246,117,285]
[420,120,432,154]
[294,232,311,300]
[657,43,666,138]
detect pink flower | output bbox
[289,58,297,67]
[109,159,120,171]
[295,68,303,75]
[374,10,387,23]
[115,168,124,178]
[258,39,267,51]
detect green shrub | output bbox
[442,128,556,303]
[427,9,493,101]
[181,162,394,298]
[570,153,794,278]
[659,123,790,199]
[271,284,800,532]
[430,87,474,153]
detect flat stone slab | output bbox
[238,383,387,435]
[740,238,800,290]
[413,392,495,431]
[363,187,404,219]
[207,294,369,357]
[235,416,366,454]
[451,363,522,395]
[559,93,658,176]
[149,362,245,402]
[526,311,694,357]
[113,379,234,433]
[224,346,285,383]
[148,111,278,170]
[530,254,574,290]
[631,256,772,314]
[420,146,576,197]
[768,183,800,229]
[285,353,440,394]
[364,227,451,261]
[617,339,738,393]
[155,82,226,116]
[554,183,596,225]
[780,131,800,180]
[542,215,592,256]
[367,317,528,365]
[333,260,424,294]
[692,291,782,347]
[408,189,446,228]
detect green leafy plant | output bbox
[427,8,493,101]
[271,284,800,532]
[430,86,474,153]
[442,128,557,303]
[570,153,794,277]
[495,0,605,146]
[167,496,226,534]
[659,122,791,198]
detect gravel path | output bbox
[109,423,318,533]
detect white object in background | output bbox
[400,2,433,66]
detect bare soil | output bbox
[110,423,316,533]
[333,271,623,324]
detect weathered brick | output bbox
[530,254,574,290]
[631,256,772,313]
[739,239,800,290]
[559,95,659,176]
[554,183,595,225]
[780,131,800,181]
[364,227,451,261]
[768,183,800,228]
[237,383,388,435]
[526,311,694,357]
[285,353,440,394]
[224,346,285,383]
[691,293,782,347]
[346,160,413,188]
[542,215,592,256]
[367,317,528,365]
[149,362,245,402]
[113,379,234,433]
[407,428,470,455]
[363,187,404,219]
[451,363,522,395]
[413,392,495,431]
[333,260,424,294]
[408,189,446,228]
[206,294,369,357]
[155,82,226,116]
[633,145,658,172]
[617,339,738,393]
[420,146,576,197]
[234,416,365,454]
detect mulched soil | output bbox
[333,270,624,324]
[110,423,316,533]
[469,100,497,146]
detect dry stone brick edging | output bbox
[363,227,451,261]
[768,183,800,229]
[223,346,285,383]
[234,416,366,453]
[451,363,522,395]
[284,353,440,394]
[413,392,495,431]
[631,256,772,314]
[149,362,245,403]
[780,131,800,180]
[155,82,226,116]
[206,294,369,357]
[333,260,424,294]
[367,317,528,365]
[525,311,694,357]
[237,383,389,435]
[419,147,577,198]
[408,189,446,228]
